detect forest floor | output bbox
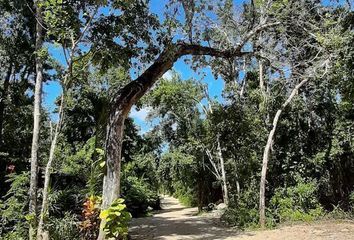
[129,196,354,240]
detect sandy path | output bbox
[129,196,354,240]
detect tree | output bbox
[100,19,278,205]
[29,1,44,238]
[36,2,99,238]
[255,0,342,227]
[145,74,226,207]
[0,0,36,147]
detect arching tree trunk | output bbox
[97,22,280,238]
[101,112,126,209]
[29,1,44,238]
[97,45,182,240]
[259,78,309,228]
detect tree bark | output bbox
[217,136,229,206]
[0,62,13,146]
[29,1,44,238]
[259,78,309,228]
[259,60,265,95]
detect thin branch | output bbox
[26,1,48,31]
[62,43,70,66]
[205,147,221,179]
[73,7,98,48]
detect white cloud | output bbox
[129,106,152,121]
[162,70,173,80]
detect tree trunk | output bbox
[217,136,229,206]
[37,94,65,240]
[97,112,126,240]
[0,62,13,146]
[259,78,309,228]
[29,1,44,238]
[235,174,241,196]
[259,60,265,95]
[258,0,266,96]
[239,57,247,98]
[97,45,184,240]
[101,112,125,208]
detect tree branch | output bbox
[111,22,281,117]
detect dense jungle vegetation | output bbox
[0,0,353,239]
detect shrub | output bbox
[48,212,80,240]
[269,179,324,223]
[79,196,101,239]
[222,206,259,229]
[122,176,160,217]
[350,191,354,208]
[0,172,29,239]
[171,181,197,207]
[177,193,196,207]
[324,204,354,220]
[221,180,259,229]
[0,230,27,240]
[99,198,131,240]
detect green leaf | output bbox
[99,210,109,219]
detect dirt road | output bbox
[129,196,354,240]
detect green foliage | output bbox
[269,179,324,223]
[122,153,159,191]
[158,149,197,186]
[223,179,326,228]
[146,73,203,118]
[350,191,354,207]
[60,137,104,196]
[48,212,80,240]
[120,151,161,217]
[99,198,131,239]
[157,148,200,207]
[0,230,27,240]
[1,0,354,237]
[0,172,29,239]
[121,176,160,217]
[173,184,197,207]
[222,180,260,229]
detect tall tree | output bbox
[36,2,99,238]
[29,0,44,238]
[256,0,338,227]
[98,6,280,238]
